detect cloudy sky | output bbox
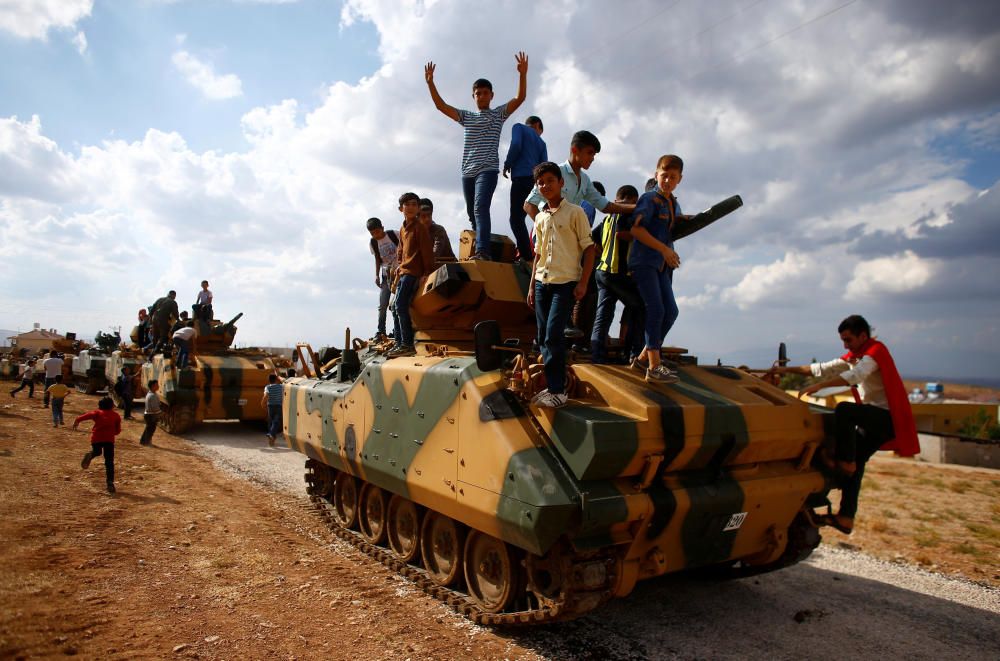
[2,0,999,382]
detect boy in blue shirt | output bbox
[628,155,688,383]
[425,53,528,260]
[503,115,547,260]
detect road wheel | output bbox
[160,405,195,435]
[387,495,421,563]
[310,462,335,501]
[420,512,464,587]
[332,473,359,529]
[464,531,518,613]
[358,483,388,545]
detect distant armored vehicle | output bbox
[281,205,837,624]
[0,357,17,380]
[72,350,109,394]
[141,313,279,434]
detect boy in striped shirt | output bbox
[424,52,529,260]
[262,373,284,447]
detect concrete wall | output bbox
[917,433,1000,470]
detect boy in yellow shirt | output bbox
[46,374,70,427]
[526,161,595,407]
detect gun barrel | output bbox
[225,312,244,327]
[674,194,743,241]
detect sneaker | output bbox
[106,482,116,494]
[387,345,416,357]
[469,252,491,261]
[645,365,680,384]
[536,392,568,408]
[81,451,93,469]
[630,357,649,373]
[564,326,584,339]
[529,388,550,404]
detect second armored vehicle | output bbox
[141,313,279,434]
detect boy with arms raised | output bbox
[526,162,595,408]
[628,155,687,383]
[389,193,434,357]
[425,52,528,260]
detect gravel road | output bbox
[188,423,1000,660]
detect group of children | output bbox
[526,153,688,406]
[367,195,455,357]
[359,55,691,406]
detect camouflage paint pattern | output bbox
[284,260,832,601]
[142,351,276,426]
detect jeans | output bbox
[122,390,134,419]
[394,274,419,347]
[90,442,115,485]
[174,338,190,368]
[10,378,34,397]
[377,276,398,337]
[631,266,678,351]
[193,303,213,321]
[534,281,576,395]
[508,175,535,260]
[140,413,158,445]
[51,398,65,425]
[43,377,56,406]
[462,170,499,256]
[591,270,645,360]
[267,403,283,438]
[834,402,894,518]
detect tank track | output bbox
[304,459,614,626]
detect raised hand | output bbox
[515,51,528,75]
[424,61,436,84]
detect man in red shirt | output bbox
[74,396,123,493]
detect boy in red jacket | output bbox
[74,396,122,493]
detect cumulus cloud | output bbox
[721,252,812,311]
[844,251,939,299]
[2,1,1000,377]
[0,0,92,39]
[172,50,243,100]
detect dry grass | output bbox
[824,456,1000,586]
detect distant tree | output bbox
[957,409,1000,441]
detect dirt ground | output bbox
[0,394,537,660]
[1,391,998,659]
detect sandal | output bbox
[816,513,854,535]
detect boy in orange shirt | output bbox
[74,396,123,493]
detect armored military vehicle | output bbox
[72,349,109,394]
[281,201,838,624]
[0,357,17,380]
[141,313,280,434]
